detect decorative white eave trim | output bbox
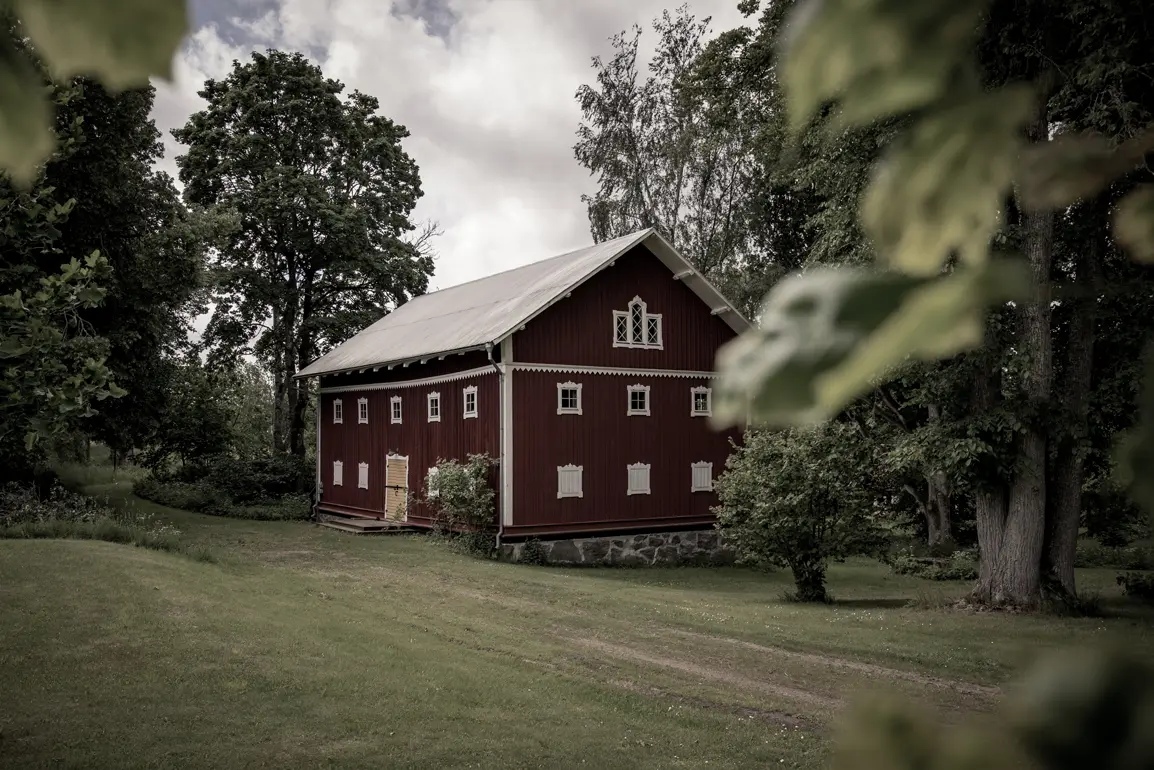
[318,365,494,394]
[511,362,715,379]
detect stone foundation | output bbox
[499,529,735,567]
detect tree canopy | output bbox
[173,50,435,456]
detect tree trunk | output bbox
[288,377,309,457]
[790,560,828,603]
[271,306,289,453]
[971,353,1012,600]
[1045,222,1102,596]
[971,89,1056,609]
[928,471,954,548]
[925,404,954,548]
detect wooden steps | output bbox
[316,512,413,535]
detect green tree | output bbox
[714,422,887,602]
[575,6,781,312]
[172,50,433,457]
[0,70,123,481]
[40,80,206,462]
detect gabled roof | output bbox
[296,228,751,379]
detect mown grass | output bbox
[0,463,1151,769]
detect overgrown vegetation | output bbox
[422,453,497,558]
[714,422,887,601]
[1117,573,1154,604]
[0,482,211,560]
[888,548,980,582]
[135,454,313,521]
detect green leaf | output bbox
[862,86,1034,276]
[0,37,56,185]
[1018,134,1119,210]
[14,0,189,88]
[780,0,988,133]
[711,261,1028,428]
[1114,185,1154,264]
[1018,128,1154,211]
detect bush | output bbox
[519,538,548,566]
[423,453,497,533]
[715,423,889,602]
[203,454,314,503]
[889,548,979,581]
[1074,541,1154,570]
[1117,572,1154,604]
[0,482,213,561]
[134,477,311,521]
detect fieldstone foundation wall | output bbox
[499,529,735,567]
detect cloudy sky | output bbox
[152,0,749,293]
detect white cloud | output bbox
[152,0,748,299]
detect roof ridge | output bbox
[415,228,652,301]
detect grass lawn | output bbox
[2,468,1152,769]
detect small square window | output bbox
[690,386,712,417]
[333,399,343,424]
[463,385,478,419]
[358,462,369,489]
[557,381,583,415]
[332,460,344,486]
[627,384,650,416]
[557,464,583,498]
[427,391,441,422]
[390,395,402,424]
[627,462,651,495]
[691,461,713,493]
[358,397,369,424]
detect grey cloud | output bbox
[391,0,458,41]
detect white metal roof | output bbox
[296,228,750,378]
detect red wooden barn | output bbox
[295,228,750,539]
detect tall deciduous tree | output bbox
[0,32,125,481]
[173,50,434,456]
[41,79,206,462]
[574,6,768,310]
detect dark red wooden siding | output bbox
[510,371,740,534]
[318,370,499,522]
[514,244,736,371]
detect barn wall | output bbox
[513,244,736,371]
[510,371,739,535]
[318,368,500,521]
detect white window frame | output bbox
[390,395,402,424]
[691,461,714,493]
[612,296,663,350]
[357,397,369,424]
[427,391,441,423]
[557,464,583,499]
[556,381,583,415]
[626,384,651,417]
[690,386,712,417]
[462,385,478,419]
[627,462,652,496]
[426,465,440,498]
[332,398,343,424]
[332,460,344,486]
[358,462,369,489]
